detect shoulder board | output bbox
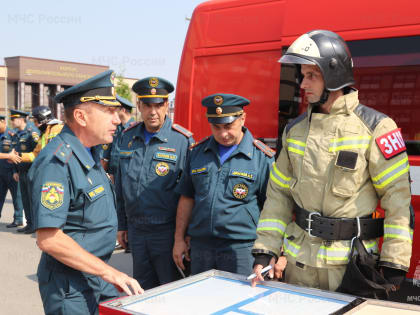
[285,112,308,135]
[172,123,193,138]
[189,136,210,150]
[123,121,141,133]
[353,103,388,132]
[253,139,275,158]
[53,142,73,164]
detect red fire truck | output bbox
[174,0,420,303]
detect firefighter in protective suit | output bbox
[19,106,63,163]
[251,30,413,291]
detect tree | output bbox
[115,73,132,100]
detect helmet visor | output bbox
[278,54,316,65]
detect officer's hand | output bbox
[117,231,128,249]
[101,268,144,296]
[7,149,21,164]
[274,256,287,279]
[13,172,19,182]
[251,257,276,287]
[173,237,190,270]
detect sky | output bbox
[0,0,207,85]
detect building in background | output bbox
[0,56,138,120]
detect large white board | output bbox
[122,276,348,315]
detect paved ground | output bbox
[0,193,132,315]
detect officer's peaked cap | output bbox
[202,93,250,124]
[54,70,121,107]
[132,77,174,104]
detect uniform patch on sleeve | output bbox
[376,128,406,159]
[41,182,64,210]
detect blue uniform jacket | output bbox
[102,117,135,174]
[0,128,17,170]
[176,127,274,241]
[29,125,117,261]
[115,117,193,231]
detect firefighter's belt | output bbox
[294,205,384,240]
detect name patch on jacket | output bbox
[376,128,406,159]
[86,185,105,201]
[119,151,133,157]
[191,167,207,175]
[229,170,255,181]
[154,152,178,163]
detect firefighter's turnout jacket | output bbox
[21,123,64,163]
[253,90,413,271]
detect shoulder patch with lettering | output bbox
[253,139,275,157]
[375,128,406,159]
[41,182,64,210]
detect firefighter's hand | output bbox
[274,256,287,279]
[251,257,276,287]
[13,172,19,182]
[117,231,128,249]
[173,237,190,271]
[7,149,21,164]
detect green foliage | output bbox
[115,74,132,100]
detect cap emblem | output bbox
[214,95,224,105]
[149,77,159,87]
[151,88,157,95]
[216,107,223,115]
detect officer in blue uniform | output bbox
[115,76,194,290]
[101,94,135,180]
[10,109,40,234]
[0,115,24,227]
[29,70,143,315]
[173,93,274,276]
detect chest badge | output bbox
[128,140,133,148]
[41,182,64,210]
[156,162,170,176]
[233,183,248,199]
[102,144,109,151]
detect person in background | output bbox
[0,115,23,228]
[10,109,40,234]
[100,94,135,184]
